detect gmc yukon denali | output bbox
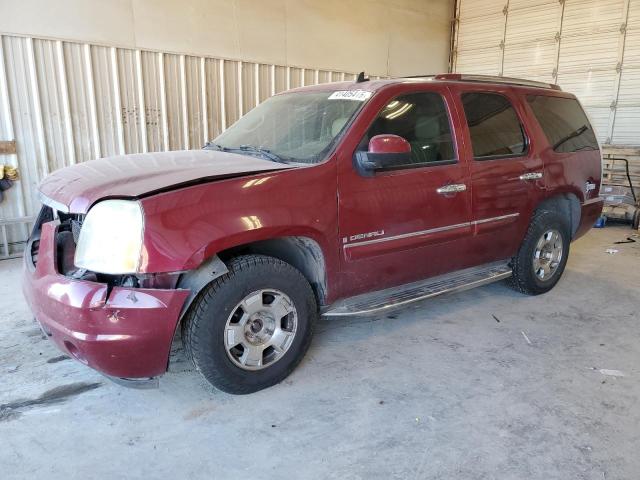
[23,73,603,393]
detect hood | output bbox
[38,149,296,213]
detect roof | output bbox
[285,73,563,95]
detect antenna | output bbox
[356,71,369,83]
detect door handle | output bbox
[436,183,467,194]
[519,172,543,181]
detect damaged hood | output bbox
[39,149,296,213]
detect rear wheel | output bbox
[182,255,317,394]
[508,210,570,295]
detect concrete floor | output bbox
[1,226,639,479]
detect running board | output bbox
[322,260,512,317]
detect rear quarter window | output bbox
[461,92,527,159]
[526,95,599,153]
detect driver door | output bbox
[336,87,474,298]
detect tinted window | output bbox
[526,95,599,153]
[461,93,526,158]
[360,92,455,165]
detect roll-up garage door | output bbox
[453,0,640,145]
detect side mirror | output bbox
[354,134,412,177]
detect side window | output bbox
[526,95,599,153]
[461,92,527,159]
[359,92,456,166]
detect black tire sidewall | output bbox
[514,210,571,295]
[186,256,317,394]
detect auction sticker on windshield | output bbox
[328,90,372,101]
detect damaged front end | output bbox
[22,203,190,384]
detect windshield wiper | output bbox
[203,142,287,163]
[553,125,588,150]
[236,145,286,163]
[203,142,228,152]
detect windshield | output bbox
[212,91,369,164]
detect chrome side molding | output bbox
[343,213,519,249]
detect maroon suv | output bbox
[23,73,603,393]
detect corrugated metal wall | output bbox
[452,0,640,146]
[0,34,371,259]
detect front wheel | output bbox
[182,255,317,394]
[508,210,570,295]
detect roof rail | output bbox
[433,73,562,91]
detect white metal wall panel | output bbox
[558,31,621,73]
[3,36,46,215]
[63,42,100,163]
[502,1,561,80]
[457,12,505,52]
[614,1,640,143]
[456,11,505,74]
[241,62,256,116]
[185,55,204,150]
[455,0,640,145]
[561,0,626,37]
[33,39,75,170]
[0,33,360,257]
[612,67,640,143]
[0,37,29,253]
[203,58,223,140]
[140,51,164,152]
[459,0,506,19]
[91,46,122,158]
[114,49,140,154]
[222,59,240,129]
[455,46,503,76]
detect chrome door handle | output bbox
[437,183,467,194]
[519,172,543,181]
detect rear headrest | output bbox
[415,116,440,140]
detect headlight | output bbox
[74,200,144,274]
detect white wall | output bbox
[0,0,453,76]
[0,0,454,256]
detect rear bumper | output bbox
[22,221,189,379]
[574,198,604,240]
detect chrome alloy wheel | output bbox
[224,289,298,371]
[532,229,563,281]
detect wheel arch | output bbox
[535,192,581,238]
[217,236,328,305]
[176,236,328,322]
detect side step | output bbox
[322,260,512,317]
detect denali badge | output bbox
[342,230,385,244]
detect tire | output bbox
[182,254,317,394]
[632,209,640,230]
[508,210,571,295]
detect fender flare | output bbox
[175,254,229,322]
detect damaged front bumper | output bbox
[22,221,190,382]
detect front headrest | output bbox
[415,116,440,140]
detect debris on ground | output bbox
[597,369,626,377]
[521,331,532,345]
[605,248,619,254]
[614,234,639,245]
[492,314,500,323]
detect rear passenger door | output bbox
[456,88,545,263]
